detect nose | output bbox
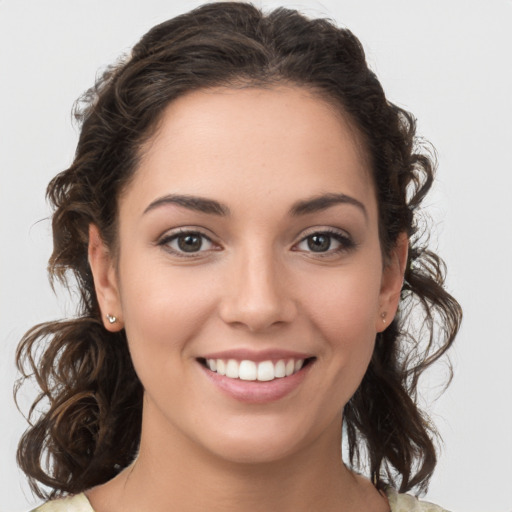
[218,246,297,332]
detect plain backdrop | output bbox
[1,1,511,511]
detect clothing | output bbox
[31,494,91,512]
[385,487,449,511]
[31,488,450,512]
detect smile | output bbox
[198,353,316,403]
[204,358,307,381]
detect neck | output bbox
[131,429,351,511]
[87,402,384,512]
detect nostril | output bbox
[217,279,298,332]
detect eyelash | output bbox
[294,228,355,257]
[158,229,217,258]
[157,227,355,258]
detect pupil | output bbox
[178,234,202,252]
[308,234,330,252]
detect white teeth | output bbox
[274,360,286,378]
[216,359,226,376]
[226,359,239,378]
[239,360,257,381]
[205,357,308,381]
[285,359,295,376]
[257,360,275,381]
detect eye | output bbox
[304,233,333,252]
[159,230,216,256]
[294,229,354,255]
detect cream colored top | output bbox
[32,488,450,511]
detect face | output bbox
[90,86,405,465]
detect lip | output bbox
[199,348,314,363]
[198,357,314,404]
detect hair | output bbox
[15,1,462,500]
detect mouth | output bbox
[197,357,316,382]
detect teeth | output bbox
[274,360,286,378]
[216,359,226,376]
[239,360,257,381]
[226,359,239,378]
[285,359,295,376]
[257,361,274,381]
[205,358,307,381]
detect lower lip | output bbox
[199,361,313,404]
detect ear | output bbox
[376,232,408,332]
[88,224,123,331]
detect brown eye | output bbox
[307,234,331,252]
[160,230,215,256]
[295,229,355,256]
[177,233,203,252]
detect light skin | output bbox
[87,86,407,512]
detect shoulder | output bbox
[30,493,95,512]
[29,488,450,512]
[385,487,451,512]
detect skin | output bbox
[87,86,407,512]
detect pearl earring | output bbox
[381,312,387,324]
[106,314,117,324]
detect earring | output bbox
[380,312,387,324]
[106,314,117,324]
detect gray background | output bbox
[1,1,511,510]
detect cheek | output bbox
[117,254,219,371]
[298,261,382,394]
[302,263,382,339]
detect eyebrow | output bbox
[143,194,230,216]
[290,193,367,219]
[143,192,367,219]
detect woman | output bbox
[15,3,461,511]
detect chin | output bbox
[195,413,329,466]
[207,436,303,466]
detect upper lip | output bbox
[198,349,314,363]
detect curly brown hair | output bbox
[15,1,462,500]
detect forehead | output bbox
[127,85,376,219]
